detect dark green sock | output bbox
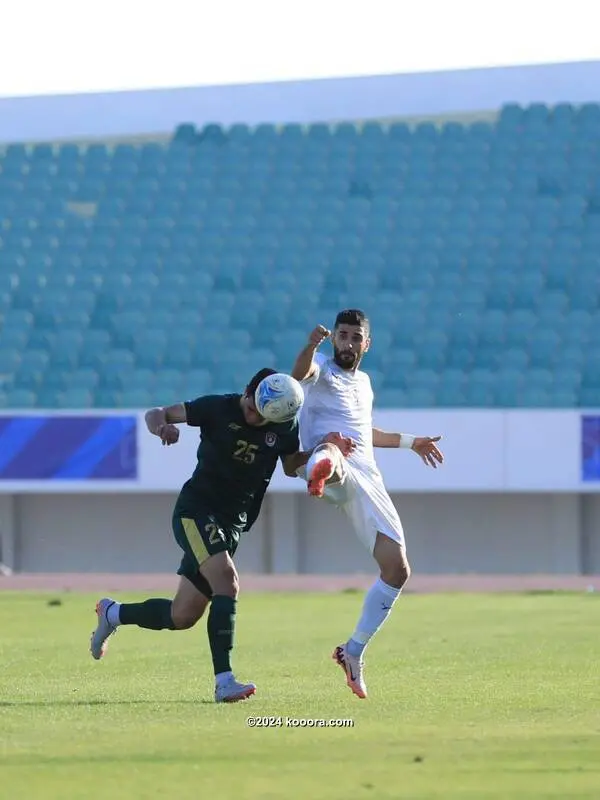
[207,595,236,675]
[119,599,176,630]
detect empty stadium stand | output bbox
[0,102,599,408]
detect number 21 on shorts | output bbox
[204,522,222,545]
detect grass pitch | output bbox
[0,590,598,799]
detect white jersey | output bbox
[299,352,376,468]
[298,352,405,552]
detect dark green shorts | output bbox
[172,509,240,597]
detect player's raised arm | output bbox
[145,403,186,446]
[145,395,220,445]
[291,325,330,381]
[372,428,444,468]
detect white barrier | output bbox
[0,409,599,493]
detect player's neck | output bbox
[334,362,361,375]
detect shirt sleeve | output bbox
[301,351,328,388]
[183,395,220,428]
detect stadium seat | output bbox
[67,369,100,391]
[57,388,95,408]
[5,388,38,408]
[119,388,153,408]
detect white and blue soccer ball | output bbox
[255,373,304,423]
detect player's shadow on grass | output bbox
[0,699,215,707]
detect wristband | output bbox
[400,434,416,449]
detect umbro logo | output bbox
[228,423,242,430]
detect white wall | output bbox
[10,493,266,574]
[297,493,584,574]
[581,495,600,576]
[5,491,600,575]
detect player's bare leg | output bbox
[90,576,209,660]
[199,551,256,703]
[306,442,345,497]
[170,575,211,629]
[333,533,410,698]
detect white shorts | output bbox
[298,458,405,553]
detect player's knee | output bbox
[227,566,240,598]
[380,552,411,589]
[320,441,343,464]
[209,562,239,598]
[399,556,411,585]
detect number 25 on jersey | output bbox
[233,440,258,464]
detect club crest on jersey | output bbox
[265,432,277,447]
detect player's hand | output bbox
[323,431,356,457]
[157,423,180,446]
[308,324,331,348]
[412,436,443,468]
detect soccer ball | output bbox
[254,373,304,423]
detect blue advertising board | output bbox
[0,415,137,480]
[581,415,600,482]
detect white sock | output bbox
[106,601,121,627]
[306,446,332,477]
[346,578,401,658]
[215,670,234,686]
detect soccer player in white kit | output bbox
[291,309,443,699]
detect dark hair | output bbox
[246,367,277,397]
[334,308,370,334]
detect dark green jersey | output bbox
[174,393,299,533]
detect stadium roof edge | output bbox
[0,60,598,145]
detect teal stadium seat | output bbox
[404,387,437,408]
[179,369,213,397]
[119,388,153,408]
[56,388,95,408]
[5,388,38,408]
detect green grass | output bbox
[0,591,598,799]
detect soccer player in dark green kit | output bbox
[89,368,350,702]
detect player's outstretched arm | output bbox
[372,428,403,448]
[291,325,330,381]
[372,428,444,468]
[145,403,186,446]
